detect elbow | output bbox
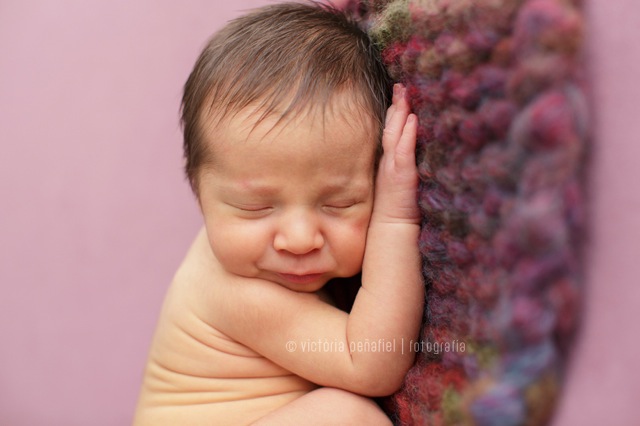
[367,376,405,397]
[333,349,417,396]
[348,365,408,397]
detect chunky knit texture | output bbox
[344,0,588,424]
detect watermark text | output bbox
[285,338,465,355]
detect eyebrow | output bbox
[217,181,280,197]
[223,179,371,196]
[320,182,371,196]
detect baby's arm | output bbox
[206,84,422,396]
[348,83,424,388]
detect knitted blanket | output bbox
[344,0,588,424]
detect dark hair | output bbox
[180,1,391,192]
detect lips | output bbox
[276,272,325,285]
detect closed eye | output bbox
[323,201,359,212]
[228,203,273,216]
[236,205,272,212]
[326,203,355,209]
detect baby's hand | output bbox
[373,83,420,224]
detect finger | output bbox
[385,83,402,126]
[395,84,410,114]
[385,104,396,127]
[395,113,418,164]
[382,108,409,152]
[383,84,413,152]
[392,83,402,104]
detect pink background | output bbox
[0,0,638,424]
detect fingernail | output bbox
[393,83,400,97]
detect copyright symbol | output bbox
[286,341,297,352]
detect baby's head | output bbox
[181,2,391,290]
[181,1,390,193]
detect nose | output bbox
[273,209,324,255]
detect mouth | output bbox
[276,272,325,285]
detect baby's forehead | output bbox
[199,97,377,169]
[204,87,378,131]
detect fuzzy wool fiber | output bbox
[344,0,588,424]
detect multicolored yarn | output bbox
[344,0,588,424]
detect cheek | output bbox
[330,213,371,272]
[206,222,269,270]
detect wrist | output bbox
[370,200,421,225]
[369,213,421,227]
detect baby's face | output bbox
[197,95,377,293]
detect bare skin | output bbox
[134,85,423,425]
